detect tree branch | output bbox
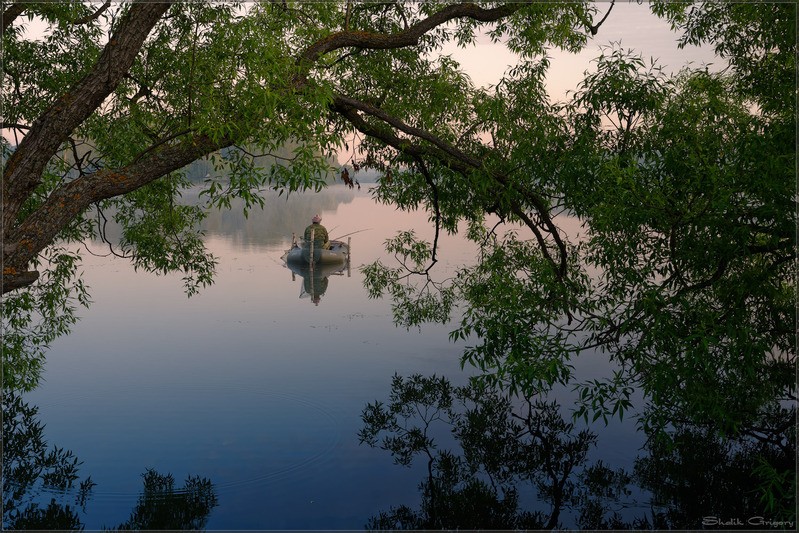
[298,2,525,66]
[2,132,232,293]
[2,0,172,243]
[334,93,484,167]
[331,93,569,278]
[1,1,26,37]
[0,122,30,132]
[587,0,614,36]
[71,0,112,25]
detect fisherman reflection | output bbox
[287,258,350,306]
[303,270,329,306]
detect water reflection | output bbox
[3,390,93,530]
[113,470,217,531]
[2,390,218,531]
[359,374,602,530]
[25,183,794,529]
[632,412,797,530]
[286,260,351,306]
[26,187,475,529]
[361,375,797,530]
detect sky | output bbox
[444,1,719,100]
[338,1,720,164]
[6,2,719,151]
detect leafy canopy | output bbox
[1,3,795,452]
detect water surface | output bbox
[20,185,642,529]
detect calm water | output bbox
[18,185,644,529]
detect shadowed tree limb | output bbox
[4,133,233,279]
[331,93,569,279]
[2,0,173,243]
[1,1,26,37]
[72,0,112,25]
[298,2,525,66]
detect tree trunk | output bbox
[2,0,172,294]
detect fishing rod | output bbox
[332,228,372,240]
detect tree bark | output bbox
[3,133,232,293]
[1,1,27,37]
[2,0,172,247]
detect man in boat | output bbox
[304,214,331,249]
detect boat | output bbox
[283,238,350,267]
[283,236,351,306]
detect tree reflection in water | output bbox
[633,406,796,530]
[113,470,218,531]
[2,390,218,531]
[2,390,92,530]
[360,374,796,530]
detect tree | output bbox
[362,2,795,440]
[361,375,796,530]
[2,1,794,446]
[359,374,599,530]
[1,1,598,388]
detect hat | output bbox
[312,214,322,223]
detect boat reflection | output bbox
[286,260,350,306]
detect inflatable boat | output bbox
[284,239,350,266]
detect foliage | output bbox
[2,390,94,530]
[651,1,795,116]
[562,47,794,436]
[110,173,216,297]
[360,374,603,530]
[362,230,457,328]
[362,375,796,530]
[352,8,795,523]
[1,247,90,390]
[358,3,796,441]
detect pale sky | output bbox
[8,2,719,153]
[444,1,719,101]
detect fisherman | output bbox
[304,214,331,249]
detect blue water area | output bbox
[16,186,644,530]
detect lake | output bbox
[12,184,660,529]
